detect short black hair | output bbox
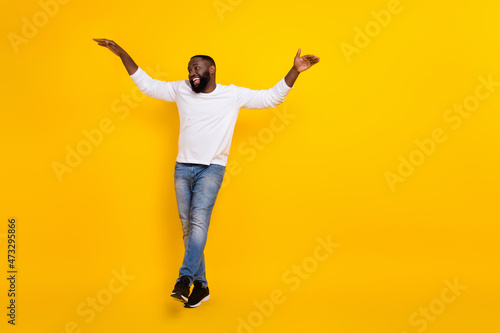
[191,55,216,69]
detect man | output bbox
[93,38,320,308]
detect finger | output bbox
[94,38,115,47]
[304,56,320,63]
[95,41,113,47]
[296,48,301,58]
[304,57,319,64]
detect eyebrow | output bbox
[187,63,201,70]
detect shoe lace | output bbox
[177,277,190,289]
[190,283,206,299]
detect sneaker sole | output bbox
[170,291,188,303]
[184,294,210,308]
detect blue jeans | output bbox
[174,162,226,287]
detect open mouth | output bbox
[192,77,200,85]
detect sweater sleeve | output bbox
[129,67,178,102]
[234,78,293,109]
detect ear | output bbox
[210,65,215,75]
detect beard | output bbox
[189,69,211,93]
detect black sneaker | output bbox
[184,281,210,308]
[170,276,191,302]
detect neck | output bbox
[201,79,216,93]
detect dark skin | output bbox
[93,38,320,93]
[188,58,216,93]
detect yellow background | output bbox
[1,0,499,332]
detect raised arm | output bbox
[93,38,177,102]
[237,48,320,109]
[93,38,139,75]
[284,48,320,87]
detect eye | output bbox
[196,66,199,69]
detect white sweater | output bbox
[129,67,293,166]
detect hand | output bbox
[293,48,320,73]
[93,38,125,57]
